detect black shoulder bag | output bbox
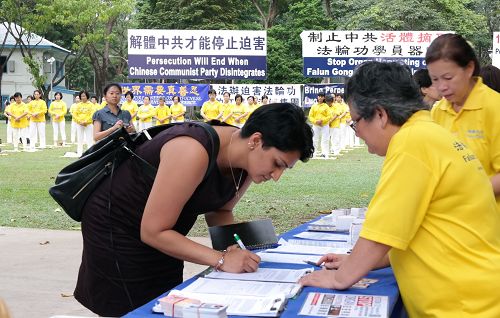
[49,122,220,222]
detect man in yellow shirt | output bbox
[48,92,68,146]
[27,89,47,151]
[6,92,29,151]
[200,89,222,121]
[154,97,171,126]
[308,92,331,158]
[300,61,500,318]
[326,94,341,156]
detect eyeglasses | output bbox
[349,116,362,132]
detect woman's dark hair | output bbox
[223,92,230,97]
[172,95,180,102]
[345,61,427,126]
[79,90,90,99]
[247,95,255,102]
[125,91,134,98]
[425,33,480,76]
[480,64,500,93]
[13,92,22,98]
[33,89,42,96]
[413,69,432,89]
[261,95,269,101]
[240,103,314,162]
[234,94,243,103]
[208,89,216,95]
[103,83,122,95]
[54,92,63,99]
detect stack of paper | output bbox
[183,303,228,318]
[158,294,201,317]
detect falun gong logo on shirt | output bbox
[467,129,485,139]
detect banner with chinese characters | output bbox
[127,30,267,80]
[493,32,500,69]
[210,84,302,106]
[119,83,210,107]
[301,31,452,77]
[303,84,345,108]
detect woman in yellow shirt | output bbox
[227,94,248,128]
[170,95,186,123]
[74,90,95,156]
[300,61,500,318]
[154,97,171,126]
[6,92,29,151]
[220,92,233,124]
[48,92,67,146]
[28,89,47,150]
[426,33,500,210]
[200,89,222,121]
[121,91,138,128]
[137,96,155,131]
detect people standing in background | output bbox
[93,83,135,142]
[261,95,269,106]
[200,89,222,121]
[224,94,248,128]
[69,95,80,144]
[335,94,349,151]
[246,96,260,116]
[4,96,15,144]
[426,33,500,210]
[27,89,47,151]
[170,95,186,123]
[100,96,107,109]
[48,92,67,147]
[137,96,155,131]
[413,68,442,107]
[73,90,94,156]
[91,96,104,111]
[220,92,233,124]
[308,92,331,158]
[6,92,29,151]
[479,64,500,93]
[154,97,171,126]
[326,94,342,157]
[121,91,139,128]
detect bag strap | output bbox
[128,122,220,182]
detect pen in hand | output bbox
[233,233,247,250]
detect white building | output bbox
[0,23,75,109]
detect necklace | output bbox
[228,131,244,198]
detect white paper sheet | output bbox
[286,239,351,248]
[256,252,321,265]
[294,231,348,241]
[181,277,301,298]
[265,244,351,255]
[205,267,312,283]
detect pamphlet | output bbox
[299,293,388,318]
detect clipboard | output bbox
[209,219,279,251]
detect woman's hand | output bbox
[113,120,123,130]
[318,253,349,269]
[221,248,260,273]
[299,269,347,289]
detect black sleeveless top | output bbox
[74,122,246,317]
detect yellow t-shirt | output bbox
[93,102,104,111]
[8,102,29,128]
[221,103,234,124]
[431,77,500,209]
[308,102,330,126]
[361,110,500,317]
[138,104,155,123]
[328,103,342,128]
[229,104,248,125]
[73,101,94,125]
[28,99,47,122]
[336,102,349,124]
[247,103,261,116]
[48,100,67,123]
[170,103,185,121]
[155,105,171,125]
[121,101,138,118]
[201,100,222,121]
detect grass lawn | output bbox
[0,121,383,236]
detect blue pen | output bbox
[233,233,247,250]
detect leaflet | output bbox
[286,239,351,248]
[265,244,350,255]
[299,292,389,318]
[169,290,286,317]
[205,267,312,283]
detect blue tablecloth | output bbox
[124,217,404,318]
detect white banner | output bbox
[493,32,500,69]
[211,84,302,106]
